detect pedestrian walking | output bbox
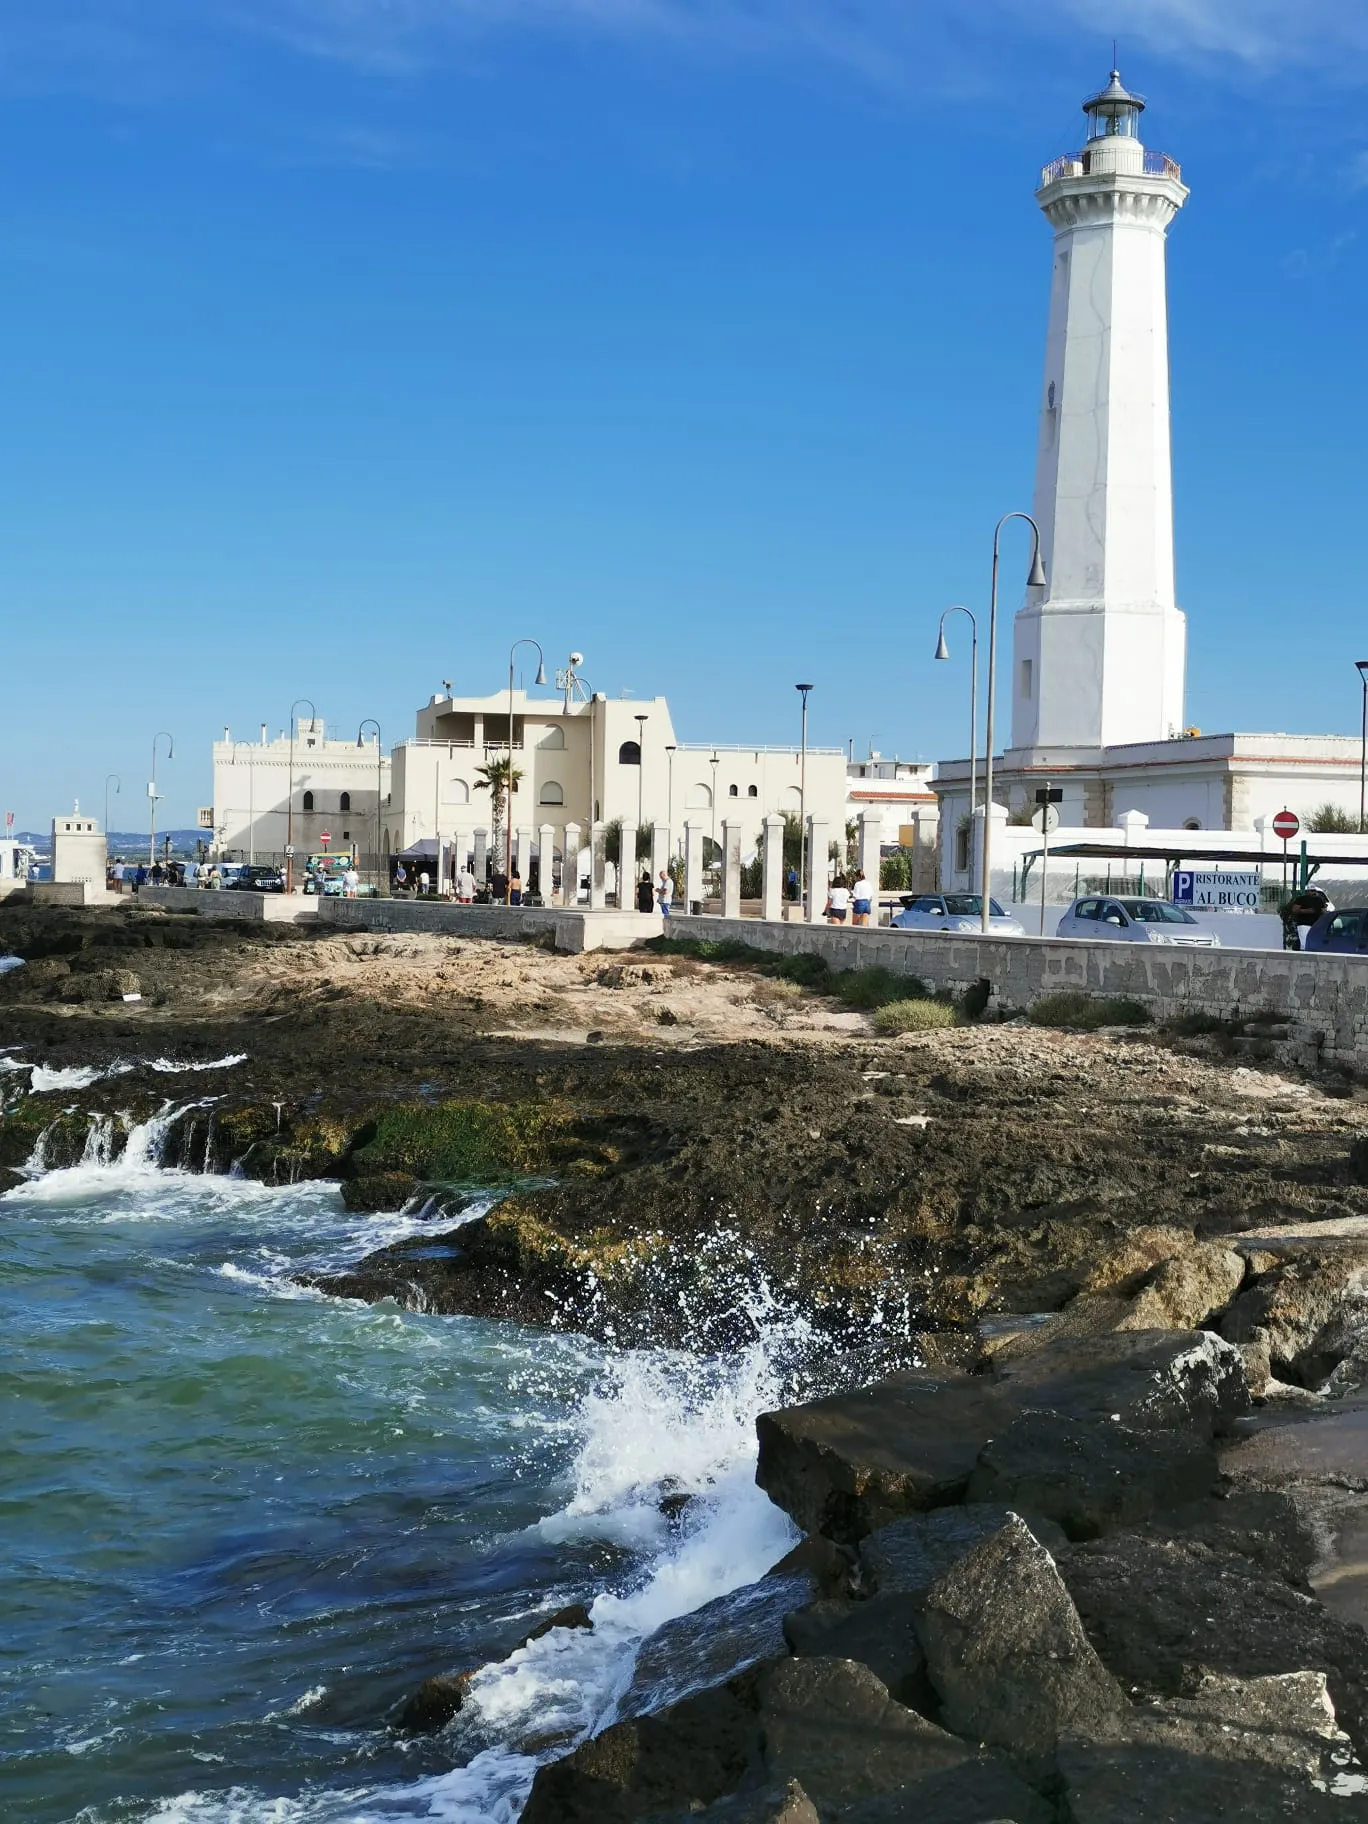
[656,869,674,920]
[636,872,654,913]
[825,875,851,924]
[509,869,523,907]
[456,867,475,904]
[343,864,360,899]
[418,868,430,896]
[852,871,872,927]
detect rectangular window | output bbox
[954,827,970,873]
[1021,659,1033,700]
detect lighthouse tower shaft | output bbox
[1011,75,1189,754]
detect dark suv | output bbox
[227,864,286,893]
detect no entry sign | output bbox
[320,830,332,846]
[1272,810,1300,841]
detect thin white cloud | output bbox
[4,0,1368,100]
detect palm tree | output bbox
[474,757,524,858]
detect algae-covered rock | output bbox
[349,1098,574,1184]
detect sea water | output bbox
[0,1105,799,1823]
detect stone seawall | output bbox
[316,898,659,954]
[665,914,1368,1069]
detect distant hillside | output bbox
[8,829,207,852]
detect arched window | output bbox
[782,785,801,809]
[340,791,351,813]
[728,783,739,798]
[540,781,565,806]
[302,790,315,812]
[444,778,470,805]
[618,740,641,766]
[686,783,712,810]
[748,784,759,798]
[539,726,566,750]
[1182,817,1201,831]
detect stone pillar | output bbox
[651,822,671,885]
[684,820,706,915]
[857,811,883,923]
[590,821,607,910]
[473,828,488,884]
[562,821,582,906]
[720,819,743,919]
[537,823,555,903]
[761,814,784,922]
[806,817,830,923]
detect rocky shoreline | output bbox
[9,906,1368,1816]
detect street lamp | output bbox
[104,774,120,862]
[710,750,720,855]
[796,684,813,915]
[634,713,648,857]
[980,514,1047,933]
[1356,663,1368,834]
[665,744,676,853]
[148,733,173,868]
[358,720,383,886]
[934,608,979,863]
[230,742,256,864]
[506,639,547,900]
[285,697,316,893]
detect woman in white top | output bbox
[826,876,851,924]
[851,873,872,926]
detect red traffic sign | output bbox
[319,830,332,845]
[1273,809,1300,842]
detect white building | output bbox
[846,753,939,888]
[52,806,106,885]
[936,69,1368,886]
[386,665,850,885]
[210,719,390,868]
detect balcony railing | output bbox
[1040,148,1182,187]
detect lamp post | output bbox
[104,774,120,861]
[506,639,547,901]
[665,744,676,852]
[933,608,979,867]
[710,751,719,852]
[796,684,813,916]
[634,713,648,849]
[358,719,383,885]
[1357,662,1368,834]
[230,742,256,864]
[980,514,1047,933]
[285,697,316,894]
[148,733,173,868]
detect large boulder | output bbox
[1118,1243,1246,1331]
[622,1570,817,1720]
[914,1515,1125,1762]
[651,1781,819,1824]
[519,1664,767,1823]
[1058,1671,1362,1822]
[1056,1531,1368,1760]
[995,1327,1249,1438]
[782,1595,928,1708]
[858,1502,1070,1598]
[754,1372,1015,1542]
[1220,1247,1368,1392]
[967,1411,1218,1540]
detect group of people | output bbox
[823,872,874,926]
[636,871,675,916]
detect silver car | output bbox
[891,893,1026,936]
[1056,896,1221,947]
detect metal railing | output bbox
[1040,148,1182,186]
[673,742,846,757]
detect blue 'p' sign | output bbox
[1172,871,1194,905]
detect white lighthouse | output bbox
[1011,70,1189,755]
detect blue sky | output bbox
[3,0,1367,828]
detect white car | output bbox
[1056,895,1221,947]
[890,894,1026,936]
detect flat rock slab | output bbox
[967,1412,1217,1540]
[755,1373,1016,1542]
[623,1570,816,1720]
[858,1503,1070,1598]
[995,1328,1249,1439]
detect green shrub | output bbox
[1030,991,1152,1030]
[834,966,927,1010]
[769,952,831,988]
[351,1099,567,1184]
[874,998,957,1034]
